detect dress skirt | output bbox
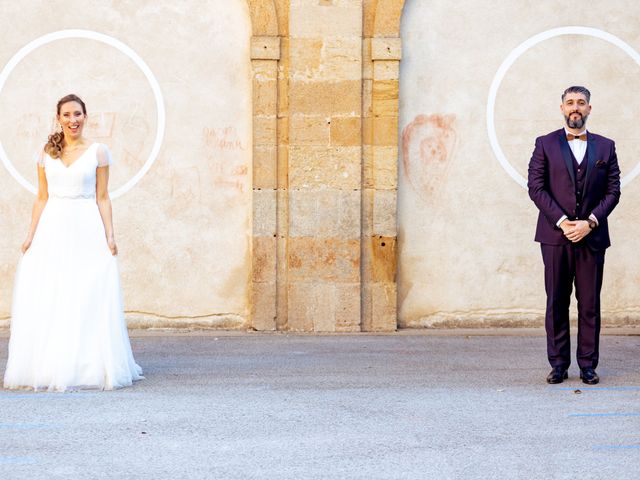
[3,197,143,391]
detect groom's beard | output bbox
[565,112,588,129]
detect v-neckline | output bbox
[60,143,95,169]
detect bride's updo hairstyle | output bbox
[44,94,87,159]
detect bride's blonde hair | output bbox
[44,94,87,159]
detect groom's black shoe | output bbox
[580,368,599,385]
[546,367,568,384]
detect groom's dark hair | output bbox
[562,86,591,103]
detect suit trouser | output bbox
[540,243,605,370]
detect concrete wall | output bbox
[398,0,640,327]
[0,0,252,328]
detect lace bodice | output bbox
[38,143,112,199]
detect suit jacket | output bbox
[528,128,621,249]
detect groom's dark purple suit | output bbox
[528,128,620,369]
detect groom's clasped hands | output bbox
[560,219,592,243]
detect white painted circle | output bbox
[0,29,165,198]
[487,26,640,189]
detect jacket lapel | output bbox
[558,130,575,187]
[582,133,596,201]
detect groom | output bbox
[528,86,621,385]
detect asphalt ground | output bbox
[0,329,639,479]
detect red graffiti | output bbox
[401,114,456,202]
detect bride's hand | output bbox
[21,237,33,254]
[107,237,118,256]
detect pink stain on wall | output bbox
[202,126,246,150]
[401,114,456,202]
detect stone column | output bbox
[251,36,281,330]
[285,0,363,331]
[361,33,401,331]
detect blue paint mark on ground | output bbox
[569,412,640,417]
[555,386,640,391]
[0,423,56,429]
[0,456,37,465]
[593,445,640,450]
[0,392,100,399]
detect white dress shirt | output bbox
[556,128,598,227]
[565,127,587,164]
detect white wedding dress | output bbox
[3,143,143,391]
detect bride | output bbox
[3,94,143,391]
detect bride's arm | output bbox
[96,164,117,256]
[22,164,49,253]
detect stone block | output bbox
[253,71,278,116]
[363,79,373,117]
[251,281,277,331]
[360,281,373,331]
[277,116,289,145]
[312,284,339,332]
[370,282,397,331]
[361,230,373,290]
[289,145,361,189]
[289,189,361,238]
[373,146,398,189]
[373,116,398,146]
[289,80,361,115]
[287,281,361,332]
[363,0,376,37]
[362,116,373,145]
[371,235,396,282]
[254,115,277,145]
[250,36,281,60]
[252,58,279,81]
[363,145,374,188]
[330,116,361,146]
[277,43,290,114]
[276,189,289,234]
[253,189,277,237]
[373,4,403,38]
[362,38,373,80]
[288,237,360,282]
[286,282,320,331]
[373,189,397,236]
[371,37,402,60]
[372,79,399,116]
[319,37,362,81]
[290,114,331,145]
[253,236,277,283]
[361,188,374,237]
[290,38,323,76]
[290,3,363,37]
[247,1,279,36]
[291,37,361,82]
[373,61,400,81]
[274,0,290,36]
[253,144,277,190]
[335,282,361,331]
[277,145,289,190]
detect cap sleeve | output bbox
[35,149,45,166]
[96,144,113,167]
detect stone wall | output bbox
[1,0,639,331]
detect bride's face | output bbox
[57,101,86,139]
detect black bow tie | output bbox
[567,133,587,141]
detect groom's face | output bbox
[561,92,591,130]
